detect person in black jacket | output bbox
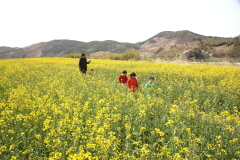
[79,53,91,74]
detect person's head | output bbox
[130,72,136,78]
[89,69,94,76]
[122,70,127,75]
[81,53,86,58]
[149,76,154,83]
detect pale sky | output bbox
[1,0,240,48]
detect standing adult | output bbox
[79,53,91,74]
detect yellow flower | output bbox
[186,128,191,133]
[173,153,181,159]
[10,156,17,160]
[165,119,175,126]
[154,128,165,136]
[140,127,146,132]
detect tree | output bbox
[184,49,208,60]
[121,48,141,61]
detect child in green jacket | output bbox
[145,76,158,95]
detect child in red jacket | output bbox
[118,70,128,86]
[127,72,139,92]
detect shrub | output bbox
[121,48,141,61]
[104,48,141,61]
[185,50,209,60]
[64,53,82,58]
[149,39,156,43]
[104,53,121,60]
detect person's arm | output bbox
[118,75,123,83]
[118,76,121,83]
[145,83,149,90]
[136,79,139,88]
[127,79,131,88]
[87,59,91,64]
[124,76,128,83]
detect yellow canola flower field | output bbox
[0,57,239,159]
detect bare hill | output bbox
[0,30,239,60]
[140,30,211,54]
[139,30,239,60]
[0,40,140,59]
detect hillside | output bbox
[0,40,140,59]
[0,30,239,60]
[140,31,220,56]
[139,30,239,60]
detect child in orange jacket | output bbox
[127,72,139,92]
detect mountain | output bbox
[140,30,211,54]
[0,40,83,58]
[0,40,140,59]
[139,30,238,59]
[0,30,239,59]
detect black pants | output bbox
[80,68,87,74]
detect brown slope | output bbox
[139,30,230,58]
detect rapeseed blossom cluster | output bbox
[0,57,239,159]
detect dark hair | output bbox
[130,72,136,77]
[81,53,86,57]
[122,70,127,74]
[149,76,154,80]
